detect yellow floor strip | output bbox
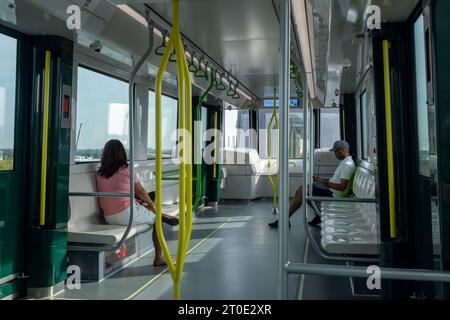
[125,217,233,300]
[297,238,310,300]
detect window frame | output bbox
[74,64,130,164]
[0,28,20,172]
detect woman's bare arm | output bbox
[134,182,155,212]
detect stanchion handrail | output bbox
[267,89,279,213]
[306,196,378,204]
[40,50,52,226]
[285,262,450,284]
[69,192,131,198]
[278,0,290,300]
[154,0,193,300]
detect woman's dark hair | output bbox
[97,140,128,179]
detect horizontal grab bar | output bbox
[285,262,450,283]
[306,196,378,204]
[69,192,132,198]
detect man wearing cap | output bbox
[269,140,355,228]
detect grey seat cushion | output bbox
[68,223,150,245]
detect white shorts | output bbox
[105,203,156,226]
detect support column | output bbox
[278,0,290,300]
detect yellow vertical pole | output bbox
[382,40,398,239]
[154,0,193,300]
[155,36,177,279]
[173,0,186,299]
[40,51,51,226]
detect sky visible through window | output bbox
[0,34,17,150]
[75,67,129,162]
[0,33,17,171]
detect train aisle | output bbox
[53,200,359,300]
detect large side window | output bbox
[224,107,250,150]
[320,108,340,149]
[0,33,17,171]
[258,108,303,159]
[147,91,178,159]
[75,67,129,162]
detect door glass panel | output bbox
[0,34,17,171]
[414,15,431,177]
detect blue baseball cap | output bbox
[330,140,350,152]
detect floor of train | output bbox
[52,200,378,300]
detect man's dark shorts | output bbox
[312,182,333,197]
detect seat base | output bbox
[68,229,153,282]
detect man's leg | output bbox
[152,228,166,266]
[268,186,303,228]
[308,182,331,226]
[289,186,303,217]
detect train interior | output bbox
[0,0,449,300]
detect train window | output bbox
[147,91,178,159]
[263,99,300,108]
[320,108,340,149]
[359,91,369,159]
[258,108,303,159]
[224,108,250,150]
[75,66,129,162]
[414,14,431,177]
[0,34,17,171]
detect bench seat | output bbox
[319,162,441,257]
[68,223,151,245]
[221,148,339,199]
[320,164,380,256]
[68,203,179,245]
[69,168,179,246]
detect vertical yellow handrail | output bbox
[155,0,192,300]
[382,40,397,239]
[40,51,51,226]
[267,90,279,211]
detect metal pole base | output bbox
[271,207,279,216]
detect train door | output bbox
[372,1,441,299]
[432,0,450,300]
[0,27,27,299]
[411,2,440,298]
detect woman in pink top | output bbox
[96,140,178,266]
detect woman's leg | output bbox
[152,228,166,266]
[132,204,167,266]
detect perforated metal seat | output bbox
[320,166,380,255]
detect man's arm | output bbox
[327,179,350,191]
[314,176,329,184]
